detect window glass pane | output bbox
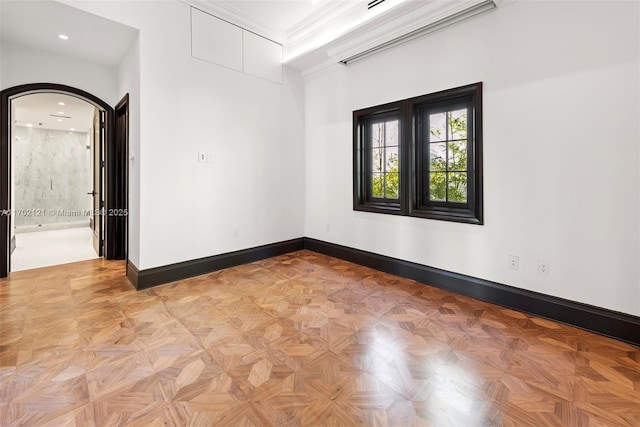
[368,118,400,200]
[448,172,467,202]
[449,109,467,139]
[429,113,446,142]
[385,120,399,146]
[385,173,399,199]
[385,146,398,171]
[430,142,446,172]
[448,140,467,171]
[429,172,446,201]
[371,173,384,198]
[371,123,384,149]
[371,149,382,173]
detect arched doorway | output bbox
[0,83,128,277]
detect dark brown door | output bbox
[91,108,104,256]
[113,95,129,261]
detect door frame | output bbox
[0,83,126,277]
[113,94,129,262]
[91,107,105,257]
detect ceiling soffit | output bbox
[183,0,509,75]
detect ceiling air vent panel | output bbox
[368,0,386,10]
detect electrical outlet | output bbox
[538,260,550,276]
[198,152,207,163]
[233,229,239,239]
[508,255,519,271]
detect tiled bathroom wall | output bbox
[13,127,92,231]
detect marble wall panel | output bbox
[13,127,92,230]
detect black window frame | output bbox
[353,100,405,214]
[353,82,483,225]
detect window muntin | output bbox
[368,117,400,200]
[424,106,470,205]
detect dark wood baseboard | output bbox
[127,238,304,290]
[126,260,139,289]
[303,238,640,347]
[10,235,15,255]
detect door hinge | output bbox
[100,200,105,208]
[101,160,105,168]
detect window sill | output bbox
[409,207,482,225]
[354,203,403,215]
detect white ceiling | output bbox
[0,0,138,66]
[13,93,95,133]
[1,1,137,135]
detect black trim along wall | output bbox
[126,237,640,347]
[128,238,304,290]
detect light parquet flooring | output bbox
[1,250,639,426]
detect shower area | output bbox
[10,93,99,271]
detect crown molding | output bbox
[285,0,412,62]
[298,58,345,82]
[325,0,496,64]
[286,0,496,75]
[285,0,363,48]
[182,0,285,43]
[493,0,516,7]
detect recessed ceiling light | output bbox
[70,128,75,131]
[57,119,63,122]
[58,34,69,40]
[58,102,65,106]
[26,123,33,127]
[58,111,64,115]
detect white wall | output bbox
[304,1,640,316]
[118,36,141,267]
[0,41,118,105]
[60,0,305,269]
